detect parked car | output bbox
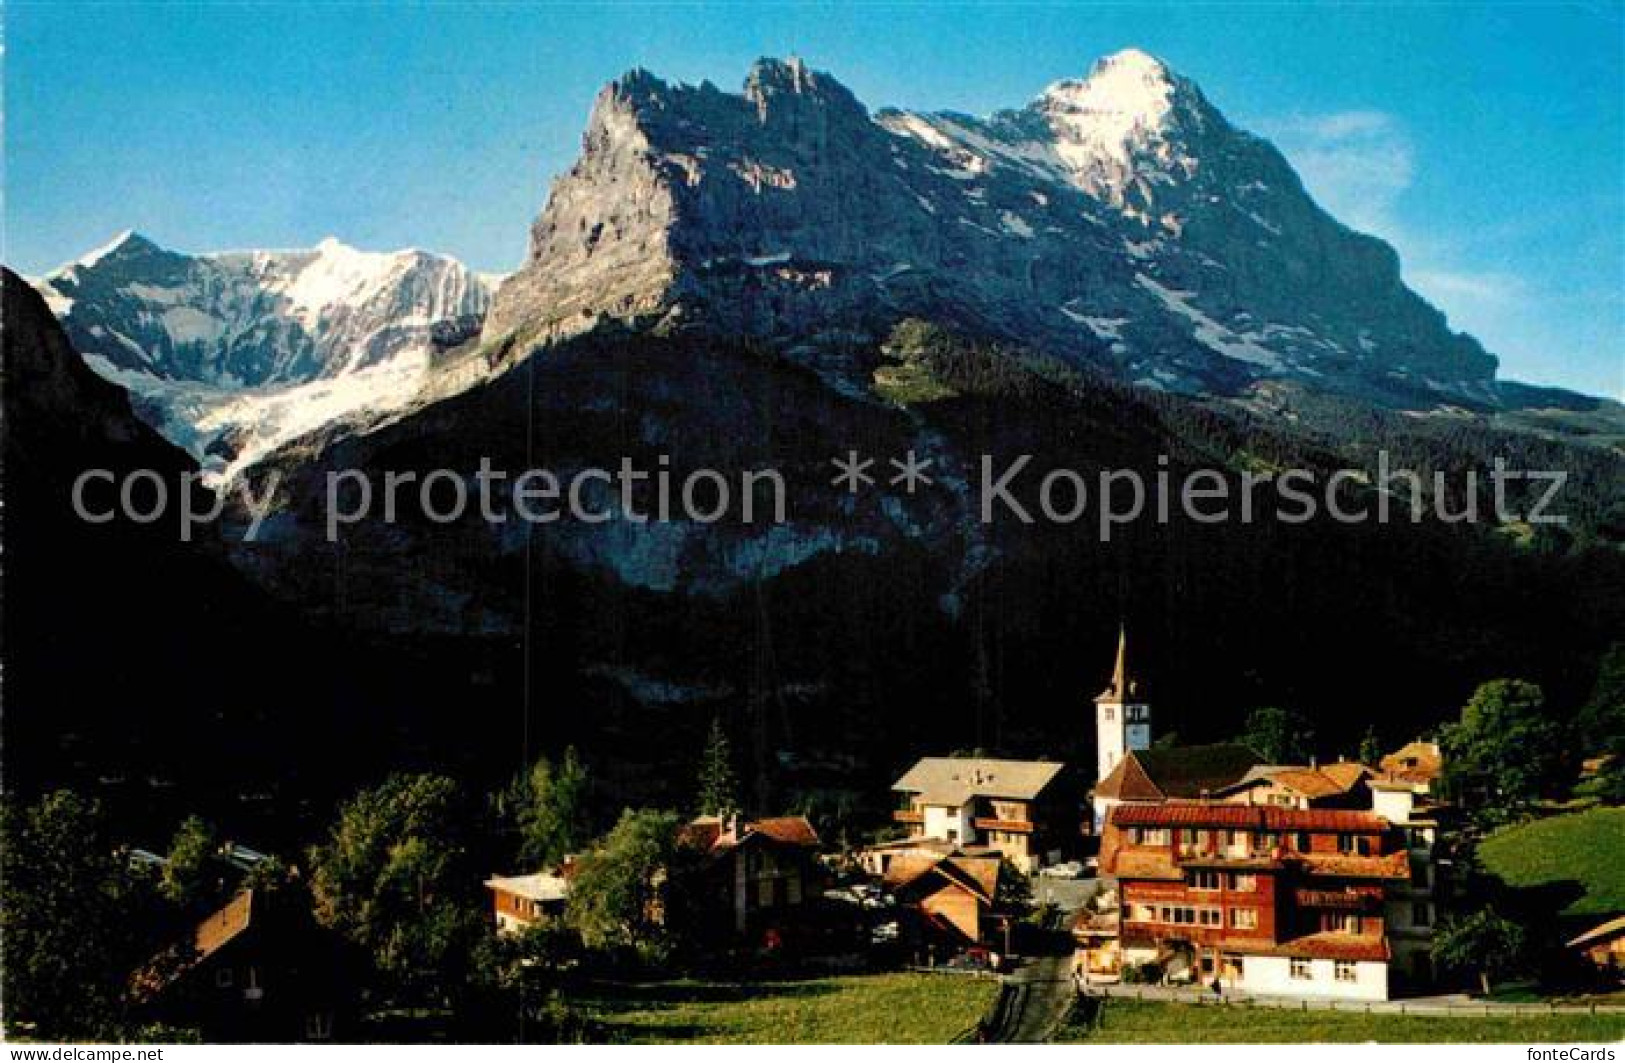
[944,946,1000,972]
[1040,860,1085,878]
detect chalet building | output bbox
[1099,802,1417,1000]
[132,889,354,1042]
[1568,916,1625,980]
[485,870,570,935]
[889,757,1070,873]
[682,814,824,935]
[1212,762,1371,809]
[882,851,1002,945]
[1368,778,1444,984]
[1379,741,1444,793]
[858,835,986,877]
[1092,743,1260,833]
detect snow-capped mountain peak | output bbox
[34,233,497,482]
[1028,49,1210,208]
[70,228,151,269]
[1037,48,1179,146]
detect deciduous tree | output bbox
[308,773,482,1003]
[1433,905,1531,995]
[1238,706,1315,764]
[1440,679,1568,821]
[1,791,170,1039]
[565,809,696,959]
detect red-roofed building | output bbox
[131,889,356,1041]
[683,814,824,936]
[883,852,1002,945]
[1094,800,1421,1000]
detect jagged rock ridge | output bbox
[486,50,1498,407]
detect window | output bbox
[1138,828,1170,846]
[1191,870,1222,891]
[1179,829,1199,846]
[1294,831,1311,852]
[1339,834,1374,856]
[1412,902,1431,927]
[1230,908,1258,930]
[1198,907,1223,927]
[1104,707,1115,722]
[304,1013,334,1041]
[1228,873,1257,891]
[1335,961,1357,983]
[215,967,234,988]
[1325,912,1360,934]
[1253,832,1278,852]
[1290,958,1312,981]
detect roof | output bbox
[681,814,821,856]
[195,889,255,960]
[883,852,1000,904]
[1298,851,1411,881]
[892,757,1064,806]
[741,816,820,848]
[1109,850,1183,880]
[485,872,569,903]
[862,836,966,854]
[133,889,256,1000]
[1224,932,1390,963]
[1094,744,1259,802]
[1379,741,1443,783]
[1073,910,1119,936]
[1320,762,1370,790]
[1109,801,1388,833]
[1217,762,1370,800]
[1568,915,1625,950]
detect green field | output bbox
[1057,1000,1625,1044]
[1480,807,1625,916]
[567,972,997,1044]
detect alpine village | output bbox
[8,629,1623,1044]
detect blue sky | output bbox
[6,2,1621,397]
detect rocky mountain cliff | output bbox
[487,50,1498,408]
[32,232,495,481]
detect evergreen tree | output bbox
[1576,644,1625,803]
[695,717,739,818]
[501,748,592,869]
[1358,727,1384,767]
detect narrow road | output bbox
[984,909,1079,1043]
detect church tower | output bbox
[1095,625,1151,783]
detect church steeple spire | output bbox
[1094,623,1150,785]
[1095,623,1137,703]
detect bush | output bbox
[1121,960,1163,985]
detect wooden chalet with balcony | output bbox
[1096,802,1414,1000]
